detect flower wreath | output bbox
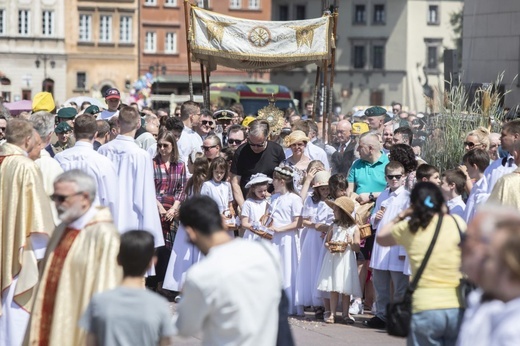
[274,166,295,177]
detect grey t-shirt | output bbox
[79,286,174,346]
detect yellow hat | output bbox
[32,92,55,113]
[242,116,256,127]
[351,122,369,135]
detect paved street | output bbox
[170,303,405,345]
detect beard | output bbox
[57,203,85,224]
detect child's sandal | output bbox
[324,311,334,324]
[342,314,355,325]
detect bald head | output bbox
[336,120,352,144]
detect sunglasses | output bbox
[0,127,5,131]
[248,140,266,148]
[158,143,171,148]
[386,174,403,180]
[201,120,214,126]
[463,142,476,148]
[227,139,243,145]
[50,192,83,203]
[202,145,218,151]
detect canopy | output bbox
[3,100,32,116]
[190,7,333,72]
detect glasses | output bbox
[227,139,243,145]
[248,139,266,148]
[386,174,403,180]
[202,145,218,151]
[201,120,214,126]
[463,141,476,148]
[50,192,83,203]
[158,143,171,148]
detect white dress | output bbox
[317,224,362,296]
[241,198,268,241]
[201,179,235,237]
[295,197,334,307]
[270,192,303,315]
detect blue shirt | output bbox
[348,152,389,194]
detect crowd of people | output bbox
[1,87,520,346]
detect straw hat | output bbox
[312,171,331,188]
[245,173,273,188]
[284,130,310,147]
[326,196,356,224]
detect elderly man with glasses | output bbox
[230,120,286,207]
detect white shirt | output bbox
[284,142,330,170]
[489,296,520,346]
[173,239,281,346]
[241,198,267,222]
[177,127,203,164]
[483,155,517,193]
[97,135,164,247]
[447,195,466,219]
[54,141,120,227]
[135,132,156,151]
[97,109,118,120]
[370,186,410,272]
[200,180,233,214]
[463,177,488,224]
[269,192,303,228]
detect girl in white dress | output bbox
[317,196,362,324]
[201,157,235,237]
[295,171,334,318]
[268,166,303,315]
[163,154,208,293]
[241,173,272,241]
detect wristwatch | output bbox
[369,192,375,202]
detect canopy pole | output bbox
[183,0,194,101]
[200,62,207,107]
[205,67,211,110]
[312,66,321,121]
[327,3,339,144]
[321,59,329,140]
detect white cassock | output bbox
[35,149,63,225]
[54,141,120,227]
[98,135,164,247]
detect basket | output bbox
[249,227,273,240]
[359,224,372,240]
[327,241,348,253]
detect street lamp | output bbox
[35,54,55,80]
[149,63,167,95]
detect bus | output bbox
[210,82,298,116]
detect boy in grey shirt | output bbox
[80,231,174,346]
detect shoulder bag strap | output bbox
[451,215,463,241]
[409,213,444,291]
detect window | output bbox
[372,45,385,69]
[249,0,259,10]
[165,0,177,6]
[373,4,385,24]
[144,0,157,5]
[354,5,366,24]
[353,45,365,69]
[279,5,289,21]
[76,72,86,90]
[196,0,210,7]
[145,32,156,52]
[295,5,306,20]
[165,32,177,53]
[99,15,112,42]
[79,14,92,41]
[427,46,438,69]
[42,10,54,36]
[120,16,132,43]
[0,9,5,35]
[230,0,241,9]
[18,10,30,35]
[428,5,439,25]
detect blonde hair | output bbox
[466,126,490,150]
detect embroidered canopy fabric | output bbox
[190,7,333,71]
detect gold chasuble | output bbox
[488,168,520,210]
[24,207,122,346]
[0,143,54,315]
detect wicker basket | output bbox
[249,227,273,240]
[359,224,372,240]
[327,241,348,253]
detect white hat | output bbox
[245,173,273,188]
[312,171,331,188]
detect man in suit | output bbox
[330,120,356,175]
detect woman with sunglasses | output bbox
[464,127,490,153]
[377,182,466,346]
[152,130,187,297]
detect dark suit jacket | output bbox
[330,140,357,175]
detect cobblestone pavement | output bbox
[170,303,406,345]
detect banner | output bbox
[190,7,333,71]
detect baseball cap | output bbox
[105,88,120,100]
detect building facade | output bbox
[462,0,520,109]
[0,0,66,104]
[270,0,463,113]
[139,0,272,97]
[64,0,138,101]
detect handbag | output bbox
[258,241,295,346]
[451,215,476,308]
[386,214,444,337]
